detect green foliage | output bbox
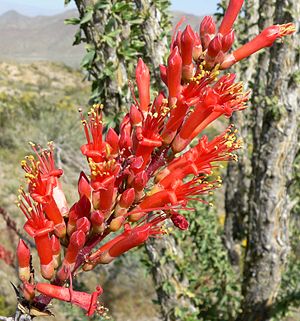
[166,203,241,321]
[0,295,15,316]
[66,0,171,106]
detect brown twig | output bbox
[0,207,34,247]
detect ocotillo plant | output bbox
[13,0,294,317]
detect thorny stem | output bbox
[0,207,34,247]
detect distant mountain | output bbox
[0,10,206,67]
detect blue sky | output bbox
[0,0,218,16]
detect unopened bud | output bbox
[110,216,125,232]
[17,239,31,281]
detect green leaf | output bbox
[81,50,96,68]
[64,17,80,25]
[64,0,72,5]
[80,10,93,24]
[94,0,110,10]
[73,29,82,46]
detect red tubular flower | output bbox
[90,162,119,215]
[18,191,54,280]
[119,114,133,154]
[57,230,86,281]
[21,144,66,238]
[80,104,106,162]
[172,74,249,153]
[36,283,103,316]
[133,112,163,169]
[221,23,296,69]
[157,126,241,189]
[167,46,182,106]
[88,218,165,265]
[136,58,151,113]
[219,0,244,36]
[84,225,131,270]
[130,175,219,222]
[17,239,31,281]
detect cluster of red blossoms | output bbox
[14,0,295,317]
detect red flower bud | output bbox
[181,25,195,65]
[222,30,235,52]
[90,211,105,234]
[207,34,223,58]
[78,171,91,199]
[167,47,182,102]
[132,171,148,192]
[119,188,135,208]
[159,65,167,84]
[17,239,31,281]
[171,213,189,230]
[76,217,91,235]
[200,16,216,49]
[129,104,143,126]
[58,230,86,281]
[136,58,150,112]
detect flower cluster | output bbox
[14,0,294,317]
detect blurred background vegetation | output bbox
[0,1,299,321]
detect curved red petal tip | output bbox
[87,286,103,316]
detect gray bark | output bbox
[74,0,129,117]
[236,1,300,320]
[74,0,169,117]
